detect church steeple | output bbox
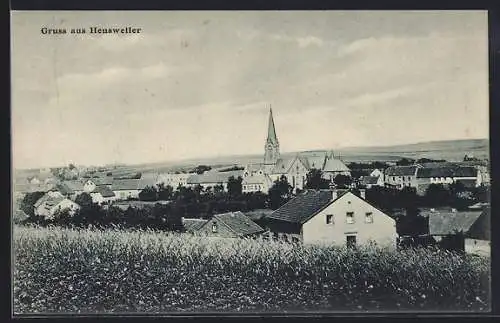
[264,104,280,166]
[267,106,278,145]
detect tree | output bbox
[268,175,293,210]
[333,174,352,188]
[75,192,94,208]
[423,184,451,207]
[305,169,330,190]
[227,176,243,198]
[157,183,174,201]
[396,158,414,166]
[193,165,212,175]
[68,163,76,170]
[20,191,46,217]
[139,186,159,201]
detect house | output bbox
[111,179,141,200]
[48,182,75,198]
[182,217,209,234]
[384,165,420,190]
[369,169,384,178]
[265,189,397,247]
[360,175,384,189]
[185,171,242,191]
[138,173,160,190]
[34,194,80,220]
[424,207,490,255]
[197,211,265,238]
[242,174,274,194]
[90,185,116,205]
[414,165,481,195]
[157,172,198,189]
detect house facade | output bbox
[242,174,273,194]
[384,165,420,190]
[414,165,482,195]
[266,189,397,248]
[157,173,196,189]
[111,179,141,200]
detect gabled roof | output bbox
[64,180,84,191]
[361,176,381,185]
[416,166,477,178]
[305,155,326,170]
[187,171,242,185]
[242,174,273,185]
[267,190,337,224]
[182,218,208,232]
[50,183,74,195]
[112,179,141,191]
[426,209,484,236]
[93,185,116,197]
[138,173,159,190]
[323,158,350,172]
[244,163,264,173]
[271,157,296,174]
[35,194,67,212]
[213,211,265,236]
[385,165,419,176]
[86,177,113,186]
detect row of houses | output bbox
[359,161,488,194]
[183,188,489,255]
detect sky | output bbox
[11,11,489,169]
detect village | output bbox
[12,107,491,256]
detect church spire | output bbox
[263,104,280,166]
[267,104,278,145]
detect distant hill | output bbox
[14,139,489,175]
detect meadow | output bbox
[13,225,490,314]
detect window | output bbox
[365,212,373,223]
[346,212,354,224]
[326,214,333,224]
[346,235,357,248]
[212,223,218,233]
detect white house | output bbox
[242,174,273,194]
[34,194,80,220]
[265,189,398,248]
[111,179,141,200]
[157,172,196,189]
[360,175,384,189]
[90,185,117,205]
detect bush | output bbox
[13,225,490,313]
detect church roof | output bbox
[266,107,279,144]
[323,158,350,172]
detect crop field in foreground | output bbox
[13,225,490,314]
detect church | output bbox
[243,106,351,192]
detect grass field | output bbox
[13,225,490,314]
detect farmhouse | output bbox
[157,172,196,189]
[112,179,141,200]
[384,165,420,190]
[265,189,398,247]
[424,207,490,255]
[414,165,481,195]
[360,175,384,189]
[34,194,80,220]
[90,185,116,205]
[197,211,265,238]
[242,174,273,194]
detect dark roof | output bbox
[426,209,483,236]
[93,185,115,197]
[183,218,208,232]
[361,176,380,185]
[214,211,265,236]
[267,190,335,224]
[416,166,477,178]
[385,165,418,176]
[50,183,74,195]
[112,179,141,190]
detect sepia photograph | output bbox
[11,10,490,314]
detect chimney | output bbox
[359,189,366,200]
[331,189,338,201]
